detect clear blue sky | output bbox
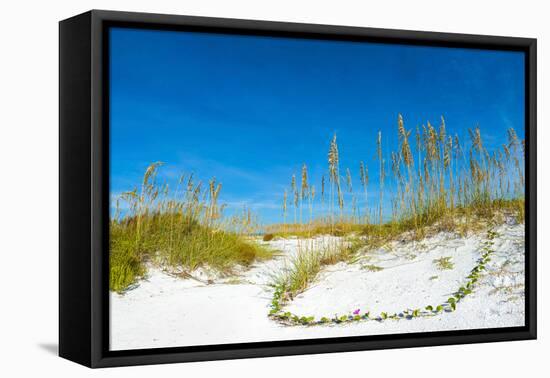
[109,27,525,224]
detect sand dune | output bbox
[110,222,524,351]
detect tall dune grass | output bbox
[110,163,272,292]
[272,115,525,238]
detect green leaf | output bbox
[425,305,434,311]
[451,302,457,311]
[436,305,444,312]
[380,312,388,320]
[447,297,456,304]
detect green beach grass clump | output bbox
[110,163,273,292]
[270,236,364,303]
[433,256,454,271]
[362,264,384,272]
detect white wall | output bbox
[0,0,545,376]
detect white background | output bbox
[0,0,546,376]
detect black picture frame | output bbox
[59,9,537,368]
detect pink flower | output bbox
[353,309,360,315]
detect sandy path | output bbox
[110,223,524,351]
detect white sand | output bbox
[110,222,524,351]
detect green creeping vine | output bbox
[268,229,499,326]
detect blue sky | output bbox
[109,27,525,224]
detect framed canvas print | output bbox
[59,10,537,368]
